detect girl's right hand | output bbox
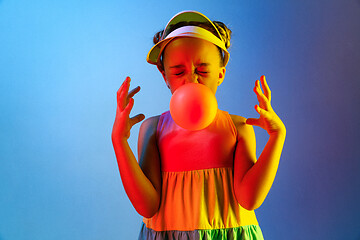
[111,76,145,142]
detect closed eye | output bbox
[174,72,184,76]
[197,70,208,75]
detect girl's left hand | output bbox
[246,75,286,136]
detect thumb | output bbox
[246,118,261,127]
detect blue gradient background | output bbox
[1,1,359,239]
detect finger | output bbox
[117,77,131,111]
[117,76,130,100]
[246,117,261,127]
[122,77,131,110]
[254,80,266,99]
[260,75,271,103]
[255,80,263,94]
[124,97,134,116]
[255,105,271,119]
[254,84,270,110]
[120,76,131,91]
[116,77,131,111]
[128,86,141,99]
[130,114,145,127]
[255,104,263,114]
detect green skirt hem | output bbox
[138,222,264,240]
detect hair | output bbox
[153,20,232,69]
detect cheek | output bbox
[204,74,220,93]
[166,77,184,92]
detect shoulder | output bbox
[229,114,255,140]
[141,115,161,128]
[229,113,257,164]
[139,115,161,137]
[229,114,246,126]
[138,115,161,163]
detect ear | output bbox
[157,65,170,89]
[217,67,226,86]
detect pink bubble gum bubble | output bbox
[170,83,218,131]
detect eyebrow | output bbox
[169,63,211,69]
[169,65,184,69]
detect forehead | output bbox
[163,37,220,64]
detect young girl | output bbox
[112,11,286,240]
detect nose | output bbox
[185,73,199,84]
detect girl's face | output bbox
[160,37,226,94]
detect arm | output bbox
[111,77,161,218]
[233,75,286,210]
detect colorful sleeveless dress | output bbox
[138,109,264,240]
